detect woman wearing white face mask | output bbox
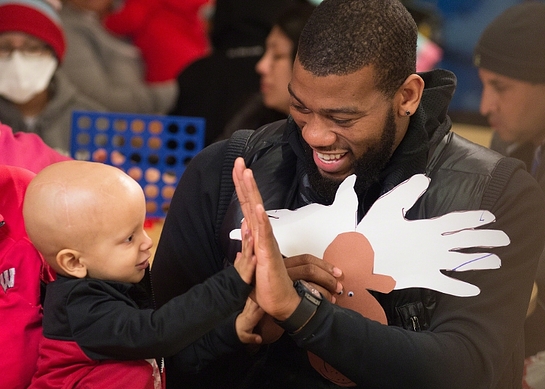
[0,0,105,156]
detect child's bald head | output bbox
[23,161,145,275]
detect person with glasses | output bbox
[0,0,105,156]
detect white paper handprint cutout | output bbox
[356,174,508,297]
[230,175,358,258]
[230,174,510,297]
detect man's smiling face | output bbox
[289,60,401,200]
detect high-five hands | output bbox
[232,157,300,321]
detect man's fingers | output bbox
[255,203,279,250]
[284,254,342,296]
[284,254,342,277]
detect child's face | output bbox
[78,189,153,284]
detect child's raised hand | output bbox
[235,298,264,345]
[233,219,256,285]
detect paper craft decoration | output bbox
[230,175,359,259]
[355,174,508,297]
[230,173,509,297]
[308,232,395,386]
[230,173,510,386]
[70,110,205,218]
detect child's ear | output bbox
[56,249,88,278]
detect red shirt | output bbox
[0,165,56,388]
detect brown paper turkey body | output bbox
[308,232,395,387]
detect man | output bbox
[473,1,545,384]
[152,0,545,387]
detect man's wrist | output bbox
[274,280,323,333]
[274,294,303,322]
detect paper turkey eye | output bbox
[348,291,354,297]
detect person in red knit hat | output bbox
[0,0,105,155]
[104,0,211,83]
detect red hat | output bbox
[0,0,66,62]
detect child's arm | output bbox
[62,269,252,360]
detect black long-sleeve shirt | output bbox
[40,266,251,370]
[152,69,545,388]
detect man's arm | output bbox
[287,167,545,388]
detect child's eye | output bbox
[126,235,134,243]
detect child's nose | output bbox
[141,230,153,251]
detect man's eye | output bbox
[331,118,352,126]
[290,102,310,113]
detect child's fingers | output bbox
[241,219,253,255]
[233,158,253,228]
[234,221,257,285]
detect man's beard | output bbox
[304,109,397,203]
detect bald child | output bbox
[23,161,265,389]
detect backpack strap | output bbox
[215,129,254,248]
[481,156,525,210]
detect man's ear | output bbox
[56,249,87,278]
[395,74,424,117]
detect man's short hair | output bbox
[297,0,417,97]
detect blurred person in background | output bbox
[0,0,104,156]
[104,0,211,83]
[217,1,316,142]
[0,123,70,173]
[0,164,57,389]
[168,0,296,146]
[418,0,533,124]
[60,0,177,114]
[473,4,545,387]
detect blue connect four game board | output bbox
[71,110,205,218]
